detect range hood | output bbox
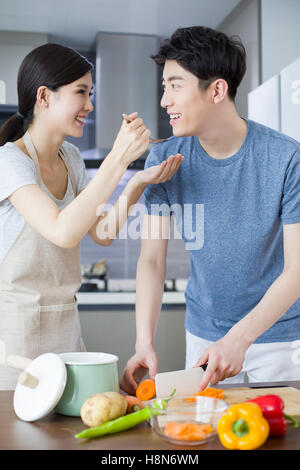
[82,32,160,168]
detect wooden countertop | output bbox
[1,381,300,451]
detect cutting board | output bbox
[224,387,300,417]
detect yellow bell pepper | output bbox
[217,402,269,450]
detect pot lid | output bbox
[12,353,67,422]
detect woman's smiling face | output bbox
[160,60,212,138]
[47,71,94,138]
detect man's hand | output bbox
[193,334,249,390]
[120,345,158,395]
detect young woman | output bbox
[0,43,183,389]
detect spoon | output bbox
[122,114,167,143]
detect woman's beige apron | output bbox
[0,130,85,390]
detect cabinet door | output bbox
[280,57,300,142]
[79,307,186,377]
[248,75,280,131]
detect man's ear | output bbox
[210,79,228,104]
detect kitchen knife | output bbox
[155,364,208,398]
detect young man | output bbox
[120,26,300,394]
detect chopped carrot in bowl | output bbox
[164,421,215,441]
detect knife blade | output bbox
[155,364,208,398]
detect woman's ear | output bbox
[36,86,50,110]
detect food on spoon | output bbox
[136,378,156,401]
[80,392,128,428]
[184,387,224,402]
[164,421,215,441]
[123,395,144,413]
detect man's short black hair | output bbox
[151,26,246,100]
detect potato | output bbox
[80,392,128,427]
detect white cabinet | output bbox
[280,57,300,142]
[248,75,280,131]
[248,57,300,142]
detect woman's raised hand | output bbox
[133,153,184,186]
[111,112,151,167]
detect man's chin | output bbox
[172,128,189,138]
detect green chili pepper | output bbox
[75,406,162,440]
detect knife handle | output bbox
[201,363,208,371]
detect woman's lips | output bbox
[75,116,85,127]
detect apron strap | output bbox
[23,130,78,197]
[58,147,78,197]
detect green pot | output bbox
[55,352,119,416]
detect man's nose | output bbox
[160,89,172,109]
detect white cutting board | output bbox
[155,368,206,398]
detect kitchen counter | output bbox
[1,381,300,451]
[77,291,185,306]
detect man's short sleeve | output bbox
[0,146,37,203]
[281,148,300,224]
[143,147,171,216]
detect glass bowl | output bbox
[147,396,228,446]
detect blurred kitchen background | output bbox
[0,0,299,372]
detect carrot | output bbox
[123,395,144,413]
[136,378,156,401]
[164,421,215,441]
[184,387,224,403]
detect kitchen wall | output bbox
[0,31,48,105]
[260,0,300,82]
[218,0,261,118]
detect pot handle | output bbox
[6,354,32,370]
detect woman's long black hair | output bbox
[0,43,93,146]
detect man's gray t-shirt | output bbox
[144,119,300,343]
[0,141,89,264]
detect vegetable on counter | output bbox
[80,392,128,428]
[164,421,215,441]
[248,394,300,437]
[123,395,144,413]
[136,378,156,401]
[75,406,162,440]
[217,402,269,450]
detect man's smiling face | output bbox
[161,60,211,138]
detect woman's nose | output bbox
[86,96,94,113]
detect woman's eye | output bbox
[78,89,93,97]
